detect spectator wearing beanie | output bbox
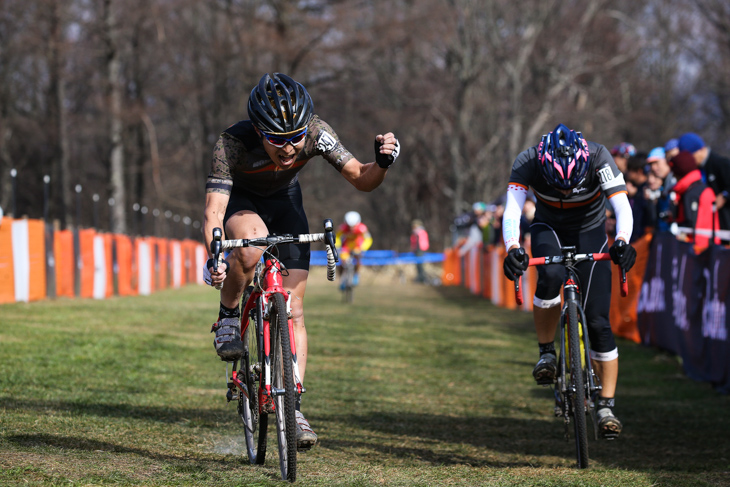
[669,151,720,248]
[647,147,676,233]
[664,138,680,161]
[625,154,654,240]
[678,132,730,235]
[610,142,636,173]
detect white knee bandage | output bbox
[590,348,619,361]
[533,295,561,309]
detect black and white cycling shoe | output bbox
[295,410,318,451]
[533,353,557,385]
[597,407,622,440]
[211,316,243,361]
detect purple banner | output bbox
[637,232,730,392]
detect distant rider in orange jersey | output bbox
[336,211,373,287]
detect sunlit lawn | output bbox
[1,266,728,486]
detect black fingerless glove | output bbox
[374,138,400,168]
[503,247,529,281]
[609,239,636,272]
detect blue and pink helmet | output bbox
[537,124,590,190]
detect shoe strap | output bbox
[295,410,314,433]
[211,317,240,334]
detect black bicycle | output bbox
[514,246,627,469]
[210,219,338,482]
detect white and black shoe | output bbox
[533,353,557,385]
[597,407,622,440]
[211,316,243,361]
[295,410,318,451]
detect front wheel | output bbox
[240,291,267,464]
[341,260,354,304]
[567,300,589,469]
[270,292,298,482]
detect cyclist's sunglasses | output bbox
[263,127,307,148]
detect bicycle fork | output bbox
[259,291,306,414]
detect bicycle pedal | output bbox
[536,378,555,386]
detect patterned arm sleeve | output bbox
[205,133,235,196]
[309,116,354,171]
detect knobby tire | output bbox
[342,261,354,304]
[240,291,267,465]
[568,300,589,469]
[271,293,298,482]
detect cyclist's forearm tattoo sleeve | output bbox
[503,184,527,250]
[609,191,633,243]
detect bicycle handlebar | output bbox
[219,233,325,249]
[210,219,339,282]
[514,251,628,306]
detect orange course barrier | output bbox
[0,219,207,304]
[54,230,75,298]
[104,234,114,298]
[184,240,197,285]
[78,229,96,298]
[609,233,653,343]
[114,234,136,296]
[441,247,462,286]
[26,219,47,302]
[481,246,493,301]
[0,219,15,304]
[156,238,168,290]
[496,246,519,310]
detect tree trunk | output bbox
[104,0,127,234]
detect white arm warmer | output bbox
[503,184,527,250]
[608,192,633,242]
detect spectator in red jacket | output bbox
[669,151,720,248]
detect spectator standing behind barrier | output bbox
[458,202,490,256]
[664,138,680,162]
[625,154,654,241]
[668,151,720,248]
[410,219,430,283]
[453,201,486,246]
[647,146,677,232]
[678,132,730,237]
[610,142,636,174]
[488,196,506,246]
[520,197,536,248]
[644,168,664,233]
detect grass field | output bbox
[1,267,729,486]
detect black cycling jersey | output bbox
[206,115,354,197]
[508,141,627,232]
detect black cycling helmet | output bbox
[537,123,590,190]
[247,73,314,134]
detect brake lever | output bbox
[211,227,223,272]
[324,219,339,262]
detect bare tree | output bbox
[103,0,127,233]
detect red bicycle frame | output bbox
[231,255,304,413]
